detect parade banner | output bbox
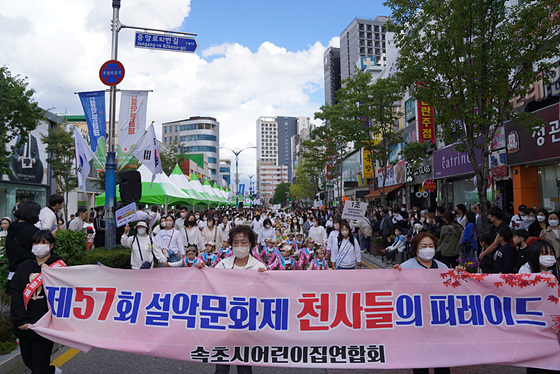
[32,266,560,370]
[78,91,106,171]
[117,90,149,167]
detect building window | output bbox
[367,24,372,31]
[358,23,364,30]
[164,127,167,134]
[208,157,217,164]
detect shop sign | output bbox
[416,101,435,143]
[403,123,418,144]
[422,179,436,193]
[510,61,560,109]
[362,147,374,179]
[490,149,510,180]
[505,103,560,166]
[377,160,406,188]
[342,150,361,182]
[2,121,49,185]
[406,163,431,182]
[405,98,416,121]
[433,144,482,179]
[491,126,506,150]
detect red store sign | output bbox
[416,101,435,143]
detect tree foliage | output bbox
[160,140,183,175]
[315,71,403,207]
[0,66,45,176]
[270,183,291,206]
[41,124,78,221]
[385,0,560,230]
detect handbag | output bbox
[135,235,153,269]
[184,228,198,253]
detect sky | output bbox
[0,0,389,188]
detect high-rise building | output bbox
[256,116,298,204]
[162,116,220,183]
[219,159,231,187]
[340,16,389,82]
[324,46,341,106]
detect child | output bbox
[297,237,316,270]
[169,248,202,268]
[479,234,494,273]
[218,238,232,260]
[307,248,330,270]
[286,232,296,249]
[11,230,64,374]
[260,238,278,265]
[513,229,530,273]
[86,227,94,250]
[268,244,300,270]
[295,233,305,251]
[251,244,262,262]
[494,227,515,274]
[385,227,406,265]
[198,242,219,268]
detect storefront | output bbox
[406,160,437,209]
[366,160,406,206]
[0,120,52,218]
[505,102,560,212]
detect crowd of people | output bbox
[2,194,560,374]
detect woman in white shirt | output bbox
[326,219,340,254]
[217,215,231,239]
[155,215,184,263]
[181,213,206,253]
[202,217,223,251]
[121,221,168,269]
[331,221,361,270]
[518,240,559,277]
[259,218,276,248]
[307,216,328,248]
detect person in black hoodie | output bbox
[11,230,63,374]
[5,201,41,293]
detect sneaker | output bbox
[54,367,62,374]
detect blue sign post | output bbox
[134,31,198,53]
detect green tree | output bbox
[41,123,78,221]
[0,66,45,176]
[316,71,403,207]
[270,183,291,206]
[385,0,560,231]
[160,140,183,175]
[290,163,319,202]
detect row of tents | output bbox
[95,164,235,209]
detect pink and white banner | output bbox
[32,266,560,370]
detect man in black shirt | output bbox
[479,207,509,269]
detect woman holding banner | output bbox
[331,220,361,270]
[10,230,64,374]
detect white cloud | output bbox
[328,36,340,48]
[0,0,326,186]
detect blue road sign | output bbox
[238,184,245,196]
[99,60,125,86]
[134,31,198,53]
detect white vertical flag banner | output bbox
[132,124,162,185]
[74,128,94,194]
[117,90,149,164]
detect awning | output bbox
[365,184,404,200]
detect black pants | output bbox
[215,364,252,374]
[413,368,451,374]
[19,335,55,374]
[441,255,458,269]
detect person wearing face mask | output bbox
[121,221,168,269]
[155,215,185,264]
[395,231,448,270]
[202,217,223,252]
[5,201,41,293]
[258,218,276,248]
[540,211,560,258]
[518,240,559,277]
[529,208,549,237]
[174,206,189,230]
[198,225,265,374]
[181,213,205,253]
[331,220,361,270]
[308,217,328,248]
[10,230,64,374]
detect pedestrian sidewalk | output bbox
[360,250,392,269]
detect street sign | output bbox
[422,179,436,193]
[99,60,125,86]
[341,200,368,220]
[134,31,198,53]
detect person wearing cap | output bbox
[510,204,528,230]
[198,242,219,267]
[121,221,168,269]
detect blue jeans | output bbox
[359,234,369,252]
[159,251,180,267]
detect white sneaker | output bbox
[54,367,62,374]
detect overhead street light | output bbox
[219,146,257,208]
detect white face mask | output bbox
[32,244,51,258]
[161,222,167,228]
[549,220,559,227]
[137,227,147,236]
[180,212,187,218]
[537,215,546,222]
[540,255,556,268]
[417,248,435,261]
[265,225,271,229]
[341,229,350,236]
[233,246,250,258]
[526,216,535,222]
[166,221,173,228]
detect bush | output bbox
[0,314,15,355]
[54,230,87,266]
[83,247,131,269]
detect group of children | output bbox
[168,233,331,271]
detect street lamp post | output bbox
[220,146,256,208]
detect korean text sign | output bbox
[416,101,435,143]
[32,266,560,370]
[342,200,368,220]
